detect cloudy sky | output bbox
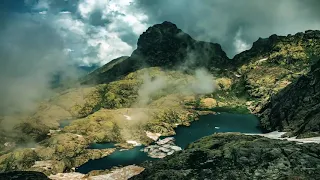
[0,0,320,116]
[2,0,320,66]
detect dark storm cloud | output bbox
[118,31,139,47]
[25,0,79,13]
[83,5,141,46]
[136,0,320,57]
[88,9,111,26]
[49,0,79,12]
[23,0,147,65]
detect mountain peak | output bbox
[155,21,179,29]
[82,21,229,84]
[136,21,192,53]
[133,21,228,68]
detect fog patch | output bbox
[190,68,216,94]
[233,28,251,54]
[0,14,83,130]
[134,67,216,109]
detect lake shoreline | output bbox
[75,113,263,174]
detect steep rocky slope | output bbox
[132,133,320,180]
[259,59,320,138]
[232,30,320,114]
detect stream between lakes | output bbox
[74,113,262,174]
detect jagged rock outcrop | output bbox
[132,21,229,68]
[259,59,320,138]
[131,133,320,180]
[82,21,229,84]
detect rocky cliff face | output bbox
[131,133,320,180]
[259,60,320,138]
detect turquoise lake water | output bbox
[75,113,262,173]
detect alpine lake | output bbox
[66,113,263,174]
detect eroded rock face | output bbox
[259,60,320,138]
[131,133,320,180]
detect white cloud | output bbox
[78,0,148,35]
[60,11,71,14]
[76,0,149,65]
[78,0,97,19]
[32,0,50,11]
[54,13,86,37]
[39,11,47,15]
[233,28,251,54]
[28,0,150,66]
[86,27,133,65]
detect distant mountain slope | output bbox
[81,56,129,84]
[233,30,320,67]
